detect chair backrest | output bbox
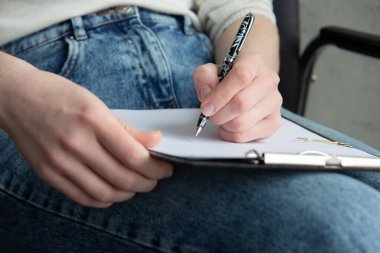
[273,0,300,112]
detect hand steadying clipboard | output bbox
[112,109,380,170]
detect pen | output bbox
[195,12,255,136]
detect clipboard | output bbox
[112,109,380,171]
[149,150,380,170]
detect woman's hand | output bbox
[193,52,282,143]
[0,53,172,208]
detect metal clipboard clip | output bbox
[262,150,380,170]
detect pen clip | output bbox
[218,13,255,82]
[230,12,255,55]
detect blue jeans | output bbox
[1,6,380,253]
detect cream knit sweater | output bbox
[0,0,275,46]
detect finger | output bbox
[39,166,113,208]
[88,149,159,193]
[193,63,219,101]
[210,73,272,125]
[115,117,162,148]
[96,118,173,180]
[200,55,262,117]
[123,123,162,148]
[51,151,137,203]
[62,163,137,203]
[219,111,282,143]
[60,135,157,193]
[221,89,282,132]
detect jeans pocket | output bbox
[195,32,213,60]
[16,36,80,78]
[183,16,213,59]
[58,37,80,78]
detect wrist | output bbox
[0,52,37,130]
[215,15,280,73]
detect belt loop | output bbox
[70,16,88,41]
[134,6,141,23]
[183,16,194,35]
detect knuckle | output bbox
[265,72,279,89]
[272,72,280,85]
[48,149,66,168]
[234,63,253,85]
[229,117,247,132]
[221,128,247,143]
[212,88,229,107]
[96,188,114,202]
[118,174,138,191]
[125,149,147,166]
[77,105,98,126]
[276,92,283,107]
[230,132,247,143]
[63,132,83,154]
[231,94,249,113]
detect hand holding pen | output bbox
[195,12,255,136]
[193,13,282,142]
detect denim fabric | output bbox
[1,6,380,253]
[0,7,212,109]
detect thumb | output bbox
[124,123,162,148]
[193,63,220,102]
[115,117,162,148]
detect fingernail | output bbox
[200,85,211,100]
[202,103,214,116]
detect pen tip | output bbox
[195,127,202,137]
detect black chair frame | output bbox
[273,0,380,115]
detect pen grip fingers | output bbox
[201,54,261,117]
[193,63,219,102]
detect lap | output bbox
[1,6,380,253]
[2,161,380,252]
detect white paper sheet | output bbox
[112,109,372,159]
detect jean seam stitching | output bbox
[13,33,70,56]
[58,38,80,78]
[83,15,138,31]
[137,20,180,108]
[8,16,137,56]
[0,188,171,253]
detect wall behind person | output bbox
[300,0,380,149]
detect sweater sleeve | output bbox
[194,0,276,44]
